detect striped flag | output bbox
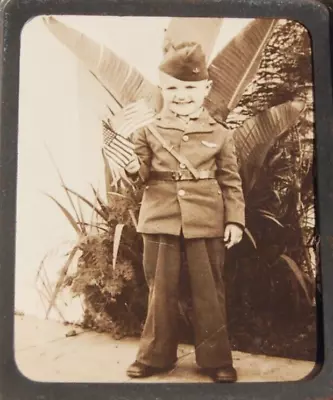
[102,100,156,168]
[102,124,136,168]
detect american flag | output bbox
[102,100,156,168]
[102,123,135,168]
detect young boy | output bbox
[124,42,245,383]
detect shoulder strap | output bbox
[146,125,200,180]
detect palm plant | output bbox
[42,16,316,355]
[44,152,148,337]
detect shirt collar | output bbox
[155,107,217,133]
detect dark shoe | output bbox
[126,361,175,378]
[209,366,238,383]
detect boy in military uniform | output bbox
[123,42,245,382]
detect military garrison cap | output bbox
[159,41,209,81]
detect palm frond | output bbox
[113,224,125,270]
[45,246,80,319]
[244,227,257,249]
[205,19,278,122]
[233,100,305,194]
[64,186,109,222]
[43,16,162,112]
[260,213,284,227]
[76,196,87,235]
[279,254,312,305]
[45,194,83,235]
[80,222,109,233]
[91,185,110,219]
[107,191,131,200]
[44,144,83,231]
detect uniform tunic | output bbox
[133,108,245,238]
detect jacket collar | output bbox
[155,107,216,133]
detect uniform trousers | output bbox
[136,233,233,369]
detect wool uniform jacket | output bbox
[131,108,246,239]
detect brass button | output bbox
[145,186,149,190]
[178,189,185,197]
[180,163,186,169]
[182,135,189,142]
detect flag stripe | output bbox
[115,134,135,150]
[107,140,134,158]
[104,148,127,167]
[105,147,129,164]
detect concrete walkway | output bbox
[14,315,316,383]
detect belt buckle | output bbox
[172,171,182,181]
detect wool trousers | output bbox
[136,233,233,369]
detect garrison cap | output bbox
[159,41,209,81]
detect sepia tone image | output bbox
[15,15,318,383]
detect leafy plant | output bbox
[45,152,147,338]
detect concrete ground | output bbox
[14,314,316,383]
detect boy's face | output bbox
[159,72,212,116]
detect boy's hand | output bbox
[125,155,140,175]
[224,224,243,249]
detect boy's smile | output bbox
[159,72,212,117]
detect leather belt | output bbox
[149,170,217,181]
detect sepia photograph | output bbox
[14,15,318,383]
